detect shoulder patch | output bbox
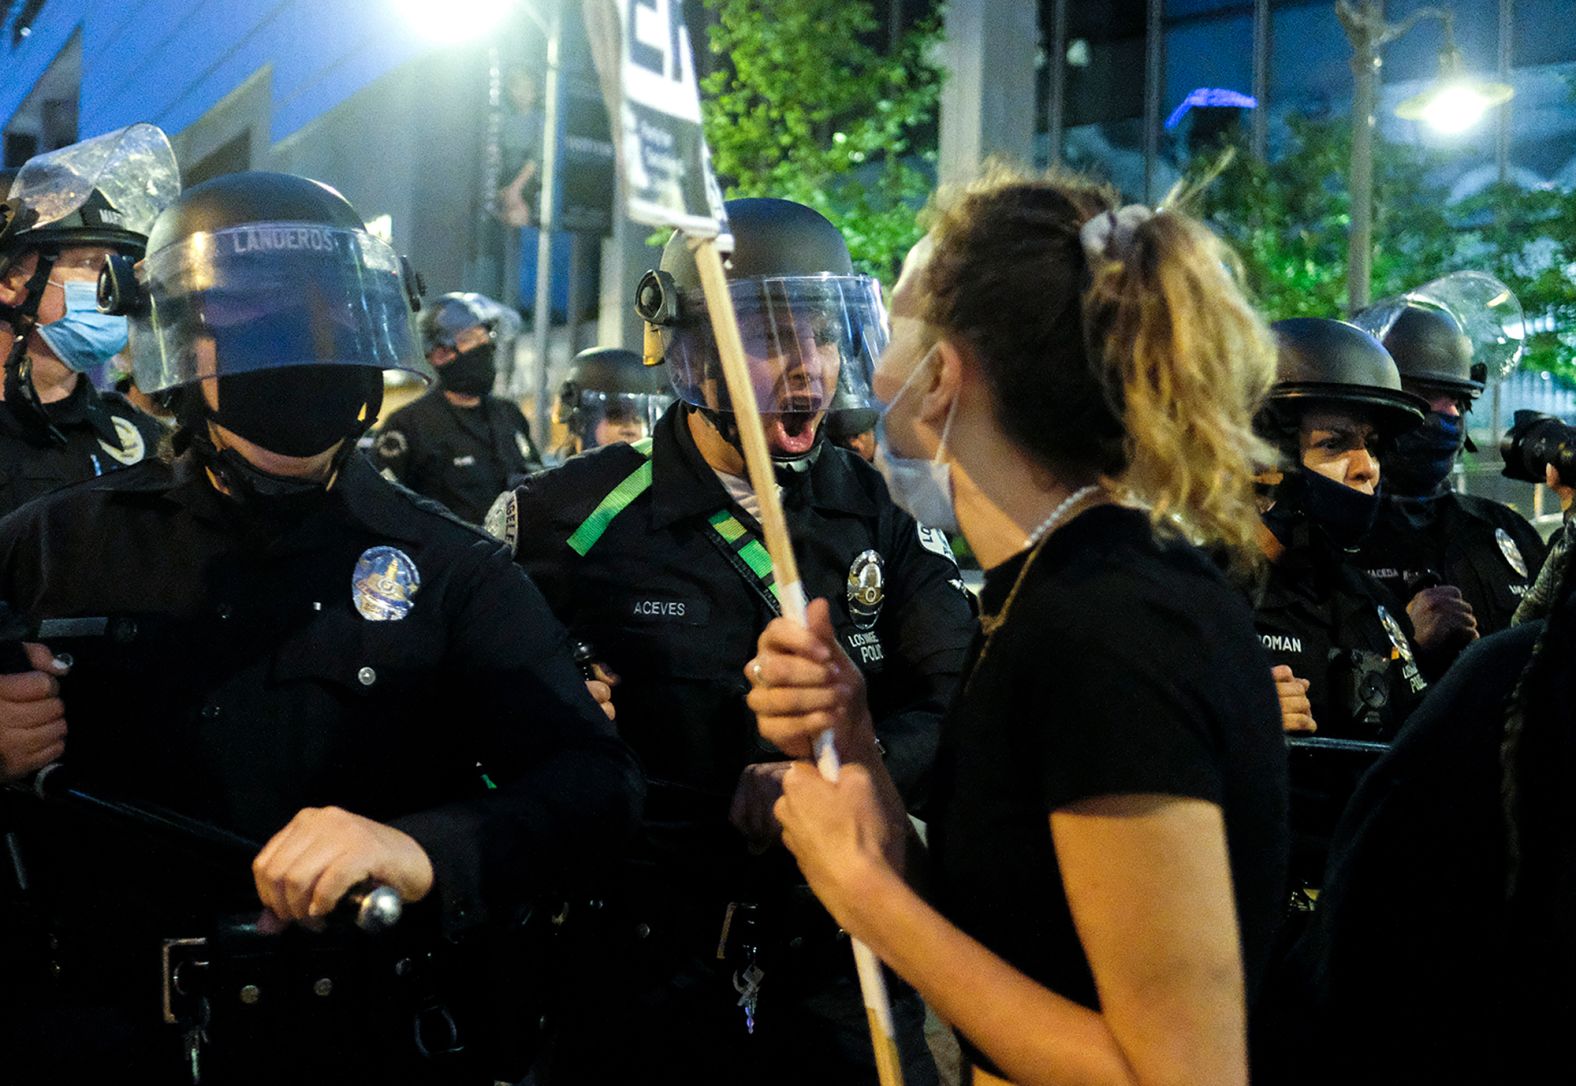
[917,523,958,566]
[99,415,147,466]
[485,490,520,554]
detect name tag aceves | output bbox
[624,597,708,625]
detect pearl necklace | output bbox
[1023,484,1106,551]
[975,484,1108,644]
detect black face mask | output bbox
[1384,412,1465,498]
[1263,467,1382,553]
[437,343,497,396]
[212,367,383,457]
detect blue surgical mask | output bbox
[872,345,960,532]
[36,278,129,372]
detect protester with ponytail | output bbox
[745,168,1289,1086]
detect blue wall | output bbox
[4,0,437,142]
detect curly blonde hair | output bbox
[920,165,1277,571]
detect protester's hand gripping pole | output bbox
[689,235,906,1086]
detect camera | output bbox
[1500,410,1576,485]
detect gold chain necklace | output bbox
[970,486,1107,686]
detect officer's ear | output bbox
[0,252,34,308]
[914,336,966,427]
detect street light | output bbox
[1337,1,1515,314]
[392,0,516,42]
[1395,45,1514,135]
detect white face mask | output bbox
[872,344,960,532]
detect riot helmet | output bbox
[0,124,178,277]
[417,292,517,397]
[634,197,887,470]
[0,126,180,441]
[556,346,672,452]
[1376,305,1480,397]
[1263,318,1428,440]
[1259,318,1428,550]
[1354,271,1525,398]
[98,171,431,497]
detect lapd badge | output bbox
[352,546,421,621]
[99,416,146,466]
[846,549,885,631]
[1375,605,1416,667]
[1495,527,1529,578]
[484,490,520,554]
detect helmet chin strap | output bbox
[694,405,825,480]
[2,251,68,446]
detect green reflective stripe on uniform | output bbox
[566,438,657,556]
[707,510,781,603]
[709,510,747,544]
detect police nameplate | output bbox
[1496,527,1529,578]
[352,546,421,621]
[847,549,885,630]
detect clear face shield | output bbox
[125,222,433,394]
[657,275,887,421]
[572,388,674,448]
[8,123,180,240]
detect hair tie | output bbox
[1079,204,1155,266]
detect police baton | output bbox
[689,234,906,1086]
[25,763,403,935]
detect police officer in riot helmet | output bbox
[1252,317,1431,890]
[1352,298,1546,658]
[553,345,671,456]
[0,170,640,1084]
[1256,318,1431,738]
[372,291,541,523]
[491,198,974,1084]
[0,126,174,517]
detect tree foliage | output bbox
[1194,116,1576,382]
[698,0,942,283]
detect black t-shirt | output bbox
[927,506,1289,1069]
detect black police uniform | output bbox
[0,451,642,1085]
[1355,489,1546,639]
[372,390,541,523]
[502,403,976,1084]
[0,378,162,517]
[1254,542,1427,890]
